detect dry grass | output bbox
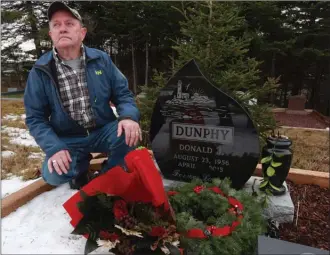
[1,100,25,116]
[1,100,43,180]
[275,127,329,172]
[1,133,43,180]
[1,119,27,129]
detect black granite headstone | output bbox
[150,59,260,189]
[258,236,329,254]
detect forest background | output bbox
[2,1,329,120]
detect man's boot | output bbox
[69,171,89,190]
[69,170,101,190]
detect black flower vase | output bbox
[259,135,293,196]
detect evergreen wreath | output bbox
[63,147,184,255]
[168,178,267,255]
[71,191,182,255]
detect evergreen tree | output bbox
[1,1,49,89]
[139,1,278,147]
[172,1,278,141]
[136,70,167,147]
[282,2,330,108]
[241,2,296,107]
[1,1,50,59]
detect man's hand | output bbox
[47,150,72,175]
[117,119,142,147]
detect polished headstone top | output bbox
[150,59,260,189]
[258,236,329,254]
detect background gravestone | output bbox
[150,59,260,189]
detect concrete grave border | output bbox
[1,151,329,218]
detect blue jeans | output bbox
[42,120,135,186]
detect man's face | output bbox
[48,10,87,50]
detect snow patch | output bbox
[3,115,20,121]
[1,183,114,254]
[1,176,39,199]
[1,151,16,158]
[1,127,38,147]
[2,114,26,121]
[28,152,45,160]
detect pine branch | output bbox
[168,178,267,255]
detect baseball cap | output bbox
[48,1,83,24]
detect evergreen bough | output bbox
[168,178,267,255]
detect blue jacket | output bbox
[24,46,140,157]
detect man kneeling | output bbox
[24,2,142,189]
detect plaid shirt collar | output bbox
[52,44,86,64]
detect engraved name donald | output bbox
[172,123,234,144]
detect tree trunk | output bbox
[292,72,303,96]
[270,52,276,104]
[311,64,322,109]
[283,83,288,107]
[279,87,284,107]
[271,53,276,77]
[18,74,22,88]
[115,42,119,65]
[26,1,42,58]
[207,0,213,60]
[145,40,149,86]
[110,39,113,56]
[172,49,175,74]
[327,63,330,115]
[131,41,137,94]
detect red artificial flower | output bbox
[99,231,119,241]
[149,226,167,237]
[193,186,204,194]
[167,191,179,196]
[113,200,128,220]
[228,197,244,211]
[208,187,225,196]
[179,248,184,255]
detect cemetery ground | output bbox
[1,99,329,252]
[279,180,329,251]
[1,93,24,99]
[1,100,43,180]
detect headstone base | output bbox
[243,177,294,223]
[162,176,294,224]
[258,235,329,254]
